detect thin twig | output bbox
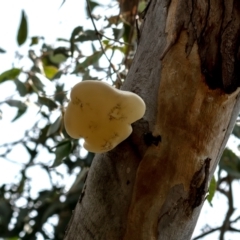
[86,0,122,86]
[230,215,240,224]
[1,156,25,166]
[192,227,221,240]
[219,176,235,240]
[193,176,240,240]
[229,226,240,232]
[98,31,131,46]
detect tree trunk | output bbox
[64,0,240,239]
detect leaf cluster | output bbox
[0,0,145,239]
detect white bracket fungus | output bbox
[64,80,146,153]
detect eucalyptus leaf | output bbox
[43,66,59,79]
[30,36,39,46]
[0,68,21,83]
[51,140,72,167]
[49,53,67,65]
[73,51,102,73]
[86,0,100,15]
[31,75,45,92]
[70,26,83,56]
[12,108,27,122]
[219,148,240,178]
[74,30,99,42]
[0,48,6,53]
[232,124,240,139]
[207,176,217,206]
[54,84,66,104]
[123,22,131,43]
[5,100,27,110]
[5,100,27,121]
[0,198,13,229]
[47,115,62,136]
[17,10,28,46]
[14,79,28,96]
[52,71,63,80]
[112,28,124,40]
[38,96,58,111]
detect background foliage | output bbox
[0,1,240,239]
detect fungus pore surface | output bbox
[64,80,146,153]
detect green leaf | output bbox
[5,100,28,121]
[138,0,147,12]
[123,22,131,43]
[82,69,98,81]
[0,48,6,53]
[16,172,27,194]
[43,66,59,79]
[54,84,66,104]
[0,68,21,83]
[12,108,27,122]
[84,152,95,166]
[74,30,99,42]
[86,0,100,16]
[0,198,13,229]
[17,10,28,46]
[14,79,28,96]
[52,71,63,80]
[24,145,37,159]
[232,124,240,138]
[53,46,69,56]
[47,115,62,136]
[15,208,29,228]
[57,38,69,42]
[38,189,54,200]
[207,176,216,206]
[38,124,49,144]
[70,26,83,56]
[49,53,67,65]
[51,140,72,167]
[31,75,45,92]
[38,96,58,111]
[219,148,240,178]
[107,15,119,26]
[73,51,102,73]
[30,36,39,46]
[5,99,27,109]
[112,28,124,40]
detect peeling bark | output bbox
[64,1,240,240]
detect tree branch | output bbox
[192,227,222,240]
[219,177,235,240]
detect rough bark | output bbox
[64,0,240,239]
